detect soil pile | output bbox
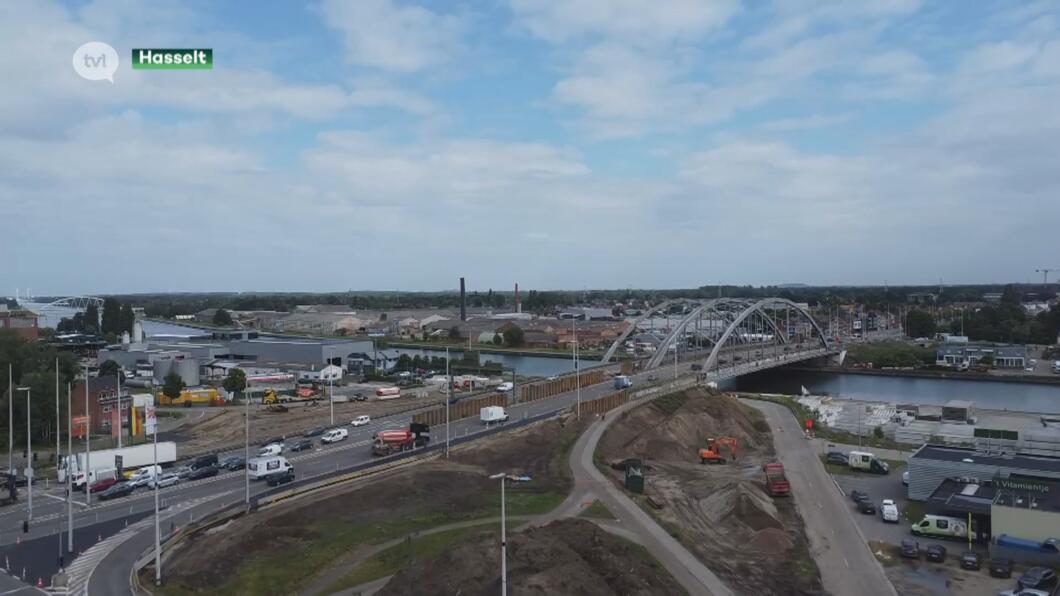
[384,519,685,596]
[700,480,781,532]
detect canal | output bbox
[734,368,1060,414]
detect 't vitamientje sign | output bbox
[995,476,1051,493]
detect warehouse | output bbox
[907,444,1060,501]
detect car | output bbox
[290,439,313,452]
[190,454,218,470]
[353,393,368,402]
[1018,567,1059,591]
[997,588,1052,596]
[900,539,920,559]
[827,451,849,465]
[187,465,219,481]
[495,382,514,393]
[259,443,284,457]
[221,455,245,470]
[265,469,295,487]
[127,475,153,489]
[89,477,119,493]
[925,544,947,563]
[351,415,371,427]
[150,473,180,489]
[902,470,909,486]
[959,551,981,570]
[99,481,136,500]
[990,557,1014,579]
[175,465,194,479]
[880,499,899,523]
[849,489,869,503]
[321,428,348,443]
[260,436,285,447]
[857,499,876,515]
[303,427,325,438]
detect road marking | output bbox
[817,500,822,509]
[844,557,850,568]
[43,494,89,508]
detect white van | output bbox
[247,456,292,480]
[481,406,509,424]
[495,382,514,393]
[259,443,284,457]
[321,428,349,444]
[848,450,890,474]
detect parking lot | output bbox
[828,465,1018,595]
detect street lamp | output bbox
[15,386,31,521]
[488,472,508,596]
[244,378,250,506]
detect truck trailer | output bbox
[762,462,791,496]
[372,423,429,456]
[480,406,509,425]
[60,442,177,487]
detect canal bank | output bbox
[785,365,1060,386]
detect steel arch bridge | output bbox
[604,297,835,382]
[39,296,105,310]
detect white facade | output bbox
[298,364,343,382]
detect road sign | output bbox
[145,405,157,436]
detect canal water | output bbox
[735,368,1060,414]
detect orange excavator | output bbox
[699,437,738,464]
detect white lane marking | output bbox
[43,494,89,508]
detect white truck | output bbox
[1054,360,1060,374]
[59,442,177,488]
[480,406,509,425]
[848,450,890,475]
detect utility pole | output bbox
[489,473,508,596]
[84,365,91,506]
[116,368,122,449]
[15,387,31,520]
[149,402,161,586]
[573,318,580,419]
[66,383,72,555]
[244,380,250,505]
[7,363,12,475]
[329,375,334,427]
[445,347,451,458]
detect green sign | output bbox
[974,428,1019,441]
[132,49,213,69]
[995,476,1051,493]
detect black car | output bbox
[353,393,368,402]
[265,469,295,487]
[187,465,219,481]
[290,439,313,452]
[849,489,868,503]
[220,456,245,470]
[857,499,876,515]
[826,452,849,466]
[191,454,218,470]
[989,557,1013,579]
[99,482,136,501]
[260,436,285,447]
[900,539,920,559]
[1018,567,1059,591]
[925,545,946,563]
[958,551,980,570]
[303,427,325,438]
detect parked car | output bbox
[827,451,849,465]
[290,439,313,452]
[880,499,899,523]
[997,588,1051,596]
[187,465,219,481]
[925,544,947,563]
[1018,568,1059,591]
[265,469,295,487]
[902,470,909,486]
[990,557,1014,579]
[89,477,119,493]
[351,415,371,427]
[303,427,325,438]
[959,551,981,570]
[900,539,920,559]
[99,481,135,500]
[857,499,877,515]
[221,455,245,470]
[150,473,180,489]
[849,489,868,503]
[175,465,194,479]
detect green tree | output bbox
[905,310,936,339]
[448,326,461,340]
[873,425,884,440]
[98,359,123,381]
[120,303,136,335]
[101,297,122,335]
[492,334,503,345]
[213,309,234,326]
[979,353,994,367]
[83,303,100,334]
[222,368,247,396]
[396,354,413,371]
[162,372,185,400]
[502,326,525,347]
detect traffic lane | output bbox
[748,400,897,596]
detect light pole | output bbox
[573,319,580,419]
[7,362,12,475]
[489,472,508,595]
[329,375,334,427]
[116,368,122,449]
[445,347,451,458]
[244,378,250,506]
[66,383,72,555]
[147,402,160,586]
[15,386,31,521]
[84,365,91,506]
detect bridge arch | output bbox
[701,298,828,372]
[41,296,105,310]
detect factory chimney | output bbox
[460,277,466,321]
[515,283,521,313]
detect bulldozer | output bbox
[699,437,738,464]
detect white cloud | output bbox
[759,112,857,131]
[319,0,464,72]
[510,0,739,44]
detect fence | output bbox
[519,369,606,402]
[412,393,507,426]
[581,390,628,415]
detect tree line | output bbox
[55,297,136,340]
[0,330,79,447]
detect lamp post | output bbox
[445,347,451,458]
[84,364,91,506]
[116,368,122,449]
[66,383,73,555]
[7,363,12,475]
[488,473,508,596]
[244,379,250,506]
[329,375,334,427]
[15,386,31,521]
[573,319,580,419]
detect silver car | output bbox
[149,473,180,489]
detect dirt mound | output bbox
[597,388,771,464]
[700,480,781,532]
[384,519,685,596]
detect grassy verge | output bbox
[578,499,616,520]
[820,456,906,476]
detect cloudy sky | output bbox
[2,0,1059,295]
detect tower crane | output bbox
[1036,268,1058,284]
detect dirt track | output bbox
[597,387,824,595]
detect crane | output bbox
[1036,268,1058,284]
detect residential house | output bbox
[0,307,39,341]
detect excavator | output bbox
[699,437,738,464]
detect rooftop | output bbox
[927,478,998,515]
[912,444,1060,474]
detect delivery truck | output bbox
[59,442,177,487]
[375,387,401,399]
[480,406,509,425]
[614,375,633,389]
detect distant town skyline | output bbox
[3,1,1059,294]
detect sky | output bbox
[2,0,1059,296]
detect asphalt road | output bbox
[748,400,898,596]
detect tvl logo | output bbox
[72,41,119,82]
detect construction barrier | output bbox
[620,360,635,375]
[519,369,606,402]
[412,393,507,426]
[581,390,628,415]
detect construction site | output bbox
[597,387,825,595]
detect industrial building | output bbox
[907,445,1060,501]
[936,343,1028,369]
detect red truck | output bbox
[762,462,791,496]
[372,423,430,456]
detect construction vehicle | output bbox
[263,387,321,405]
[157,387,223,407]
[371,423,430,456]
[699,437,738,464]
[296,381,322,399]
[762,462,791,496]
[263,403,288,413]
